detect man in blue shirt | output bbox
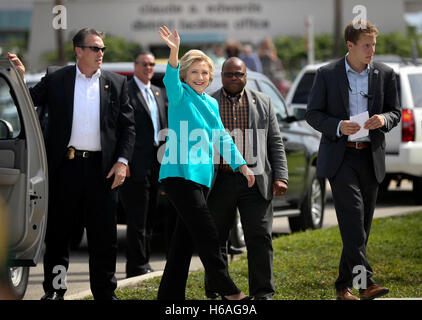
[306,21,401,300]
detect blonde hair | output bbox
[179,49,215,85]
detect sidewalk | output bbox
[66,270,164,300]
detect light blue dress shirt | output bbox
[133,76,161,145]
[337,55,371,142]
[144,87,160,145]
[158,63,246,188]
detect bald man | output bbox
[205,57,288,300]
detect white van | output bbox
[286,60,422,203]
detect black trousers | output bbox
[43,153,118,300]
[119,159,160,277]
[205,172,274,298]
[329,148,379,291]
[157,177,240,300]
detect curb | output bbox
[66,270,164,300]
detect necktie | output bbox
[145,87,160,145]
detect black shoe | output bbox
[126,268,154,278]
[206,291,219,300]
[93,293,119,300]
[228,246,244,255]
[41,292,64,300]
[254,296,273,300]
[222,295,254,301]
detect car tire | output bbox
[8,266,29,300]
[230,210,246,248]
[413,177,422,205]
[289,167,325,232]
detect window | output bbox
[258,80,288,120]
[292,72,316,104]
[0,77,21,139]
[408,73,422,107]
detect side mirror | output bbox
[0,119,13,139]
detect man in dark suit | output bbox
[9,28,135,300]
[119,51,167,277]
[306,21,401,300]
[205,57,288,300]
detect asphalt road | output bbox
[23,181,421,300]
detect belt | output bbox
[346,142,370,149]
[66,146,99,159]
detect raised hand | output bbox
[7,52,25,78]
[158,26,180,50]
[158,26,180,68]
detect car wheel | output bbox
[230,210,245,248]
[8,266,29,300]
[413,177,422,205]
[289,167,325,232]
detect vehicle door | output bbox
[256,79,308,209]
[0,58,48,267]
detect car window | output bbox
[0,77,21,139]
[292,72,316,104]
[258,80,288,119]
[408,73,422,107]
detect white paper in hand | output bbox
[349,111,369,141]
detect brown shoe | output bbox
[336,288,359,300]
[359,284,389,300]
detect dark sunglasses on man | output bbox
[79,45,107,53]
[223,72,245,79]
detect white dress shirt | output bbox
[67,65,127,165]
[68,65,102,151]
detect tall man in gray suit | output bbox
[119,51,168,278]
[205,57,288,300]
[306,21,401,300]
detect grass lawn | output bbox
[115,212,422,300]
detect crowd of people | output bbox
[5,18,399,301]
[205,37,291,97]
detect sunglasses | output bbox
[223,72,245,79]
[137,62,156,67]
[79,46,107,53]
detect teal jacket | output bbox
[158,63,246,187]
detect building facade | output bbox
[26,0,408,70]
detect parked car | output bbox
[0,58,48,299]
[286,59,422,204]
